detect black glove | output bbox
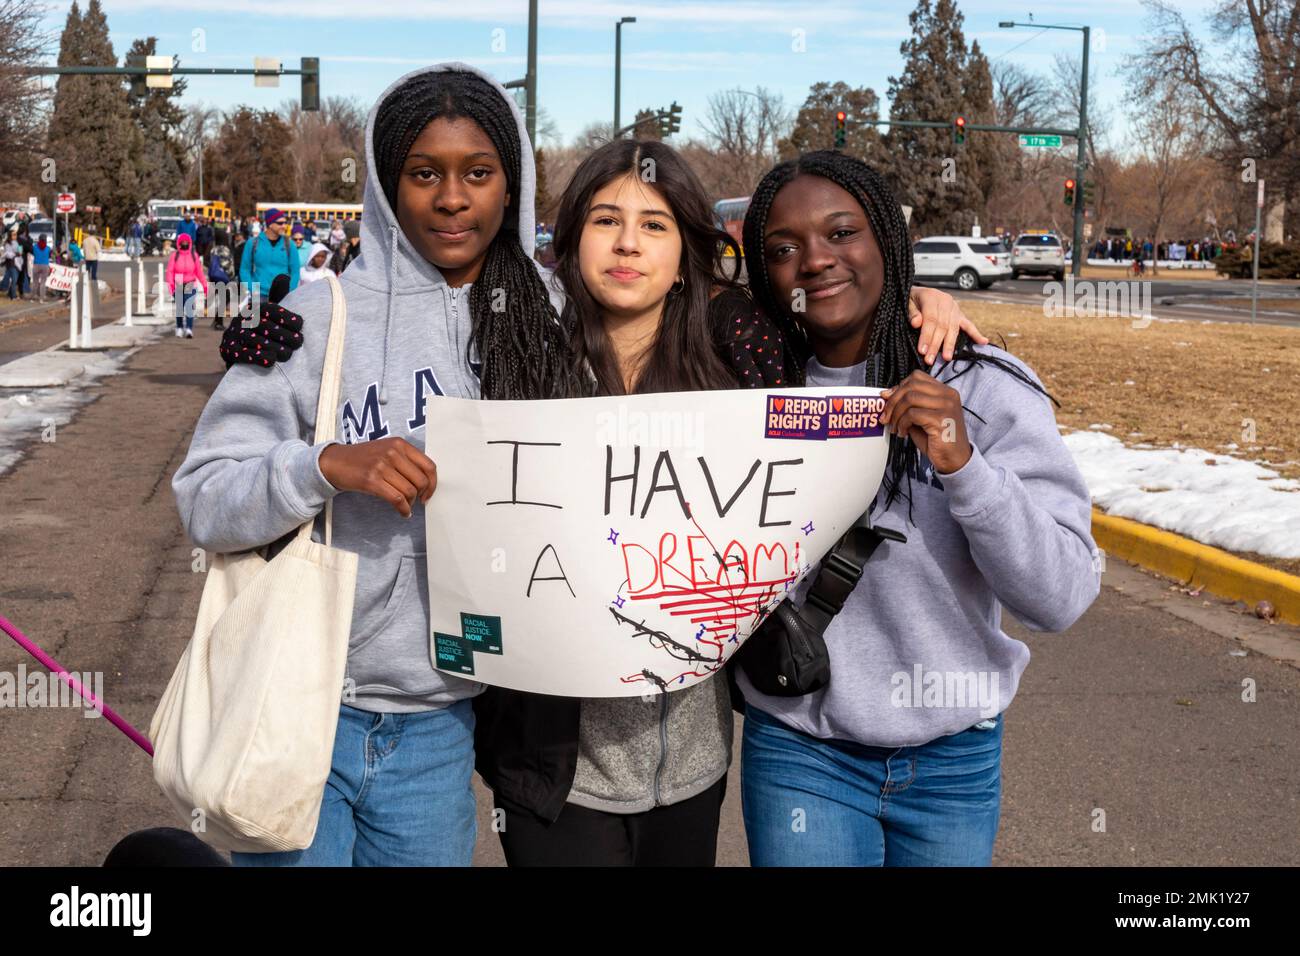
[218,301,305,368]
[710,287,794,389]
[218,274,305,369]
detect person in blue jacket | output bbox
[238,208,301,301]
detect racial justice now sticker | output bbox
[764,394,886,440]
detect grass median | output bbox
[960,299,1300,577]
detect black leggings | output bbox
[494,776,727,867]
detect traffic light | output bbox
[1081,179,1095,208]
[126,53,148,101]
[301,57,320,111]
[953,115,967,147]
[833,110,847,149]
[1064,178,1077,206]
[658,101,682,138]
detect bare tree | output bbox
[1043,53,1114,223]
[1130,80,1208,273]
[178,103,219,195]
[694,87,792,199]
[0,0,54,196]
[1130,0,1300,237]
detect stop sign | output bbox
[56,193,76,214]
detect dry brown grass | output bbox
[960,302,1300,475]
[959,301,1300,575]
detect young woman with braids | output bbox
[172,64,581,866]
[731,150,1101,866]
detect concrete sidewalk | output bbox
[0,325,1297,866]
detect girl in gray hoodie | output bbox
[172,63,581,866]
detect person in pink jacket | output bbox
[166,233,209,339]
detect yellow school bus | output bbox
[255,202,363,233]
[185,200,232,224]
[714,196,750,256]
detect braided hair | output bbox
[373,69,587,400]
[742,150,1054,513]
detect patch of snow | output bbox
[1064,431,1300,559]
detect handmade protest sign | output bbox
[425,388,888,697]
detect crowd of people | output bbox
[1,220,100,302]
[1090,234,1234,264]
[162,207,362,337]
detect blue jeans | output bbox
[740,704,1003,866]
[231,700,477,867]
[174,286,198,331]
[2,265,16,299]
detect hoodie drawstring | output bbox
[378,224,398,405]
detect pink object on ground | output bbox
[0,612,154,756]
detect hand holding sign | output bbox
[424,388,890,697]
[879,371,971,474]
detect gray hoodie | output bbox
[172,63,551,713]
[738,346,1102,746]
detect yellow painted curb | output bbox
[1091,509,1300,626]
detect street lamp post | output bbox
[614,17,637,137]
[1000,20,1091,278]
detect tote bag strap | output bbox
[294,272,347,547]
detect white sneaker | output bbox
[184,329,194,338]
[175,327,183,337]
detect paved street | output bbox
[0,305,1296,866]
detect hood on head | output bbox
[349,61,539,294]
[304,241,332,271]
[177,234,192,249]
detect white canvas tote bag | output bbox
[150,272,358,853]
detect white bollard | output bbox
[68,271,79,349]
[124,266,133,326]
[80,266,93,348]
[157,263,167,307]
[136,258,146,314]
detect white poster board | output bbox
[46,264,77,294]
[425,387,888,698]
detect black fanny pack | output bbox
[735,514,905,697]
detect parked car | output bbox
[29,218,56,248]
[913,236,1011,290]
[1011,232,1066,281]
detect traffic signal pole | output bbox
[1072,27,1091,278]
[19,60,322,109]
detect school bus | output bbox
[185,200,232,224]
[714,196,750,256]
[255,202,363,232]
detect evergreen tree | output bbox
[46,0,142,235]
[127,37,188,200]
[780,81,883,162]
[883,0,994,234]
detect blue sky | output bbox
[41,0,1224,146]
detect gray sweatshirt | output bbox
[171,62,554,713]
[737,345,1101,746]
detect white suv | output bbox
[1011,233,1066,280]
[913,236,1012,291]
